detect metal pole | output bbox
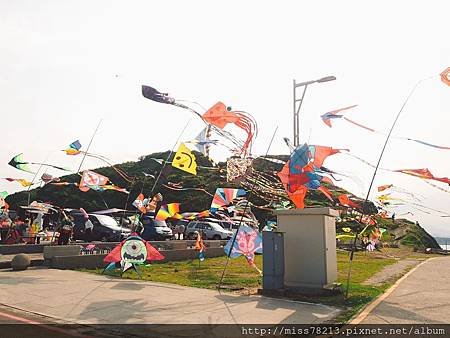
[295,84,308,146]
[292,75,335,147]
[293,80,297,147]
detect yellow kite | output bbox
[172,143,197,175]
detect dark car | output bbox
[140,216,172,241]
[72,213,131,242]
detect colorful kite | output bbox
[155,203,182,221]
[395,168,450,185]
[147,193,163,213]
[224,225,262,272]
[51,182,78,186]
[132,193,163,214]
[322,106,450,150]
[79,170,109,192]
[0,191,8,209]
[277,143,340,208]
[65,140,82,155]
[187,125,217,157]
[141,85,257,156]
[377,184,393,192]
[96,185,129,194]
[103,234,164,276]
[172,143,197,175]
[226,157,253,182]
[41,173,60,184]
[8,153,69,173]
[8,154,35,174]
[203,102,257,156]
[132,193,147,213]
[63,141,133,182]
[441,67,450,87]
[142,85,176,104]
[195,232,205,262]
[2,178,32,187]
[320,105,373,130]
[210,188,247,211]
[338,194,360,209]
[180,210,210,220]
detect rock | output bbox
[11,253,31,271]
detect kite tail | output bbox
[404,138,450,150]
[82,153,134,183]
[343,117,376,132]
[177,101,246,153]
[234,111,258,156]
[161,184,214,197]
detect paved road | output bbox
[0,267,340,326]
[359,256,450,324]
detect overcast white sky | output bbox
[1,0,449,236]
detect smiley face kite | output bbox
[172,143,197,175]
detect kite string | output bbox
[148,118,193,197]
[345,78,424,299]
[26,152,52,205]
[218,126,278,290]
[77,119,102,174]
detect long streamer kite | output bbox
[142,85,258,156]
[344,70,448,298]
[8,153,70,174]
[321,105,450,150]
[64,140,133,182]
[2,178,32,187]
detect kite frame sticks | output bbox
[345,78,426,299]
[217,126,278,290]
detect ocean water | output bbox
[440,244,449,250]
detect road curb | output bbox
[350,257,436,324]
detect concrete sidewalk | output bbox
[0,267,340,324]
[358,256,450,324]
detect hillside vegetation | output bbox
[5,151,440,249]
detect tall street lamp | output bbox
[293,75,336,146]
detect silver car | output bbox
[186,221,233,240]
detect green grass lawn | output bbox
[83,248,425,323]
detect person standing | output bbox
[58,213,74,245]
[177,223,185,240]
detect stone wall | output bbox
[49,247,226,270]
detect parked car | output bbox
[140,216,172,241]
[72,213,131,242]
[185,221,233,240]
[202,218,234,230]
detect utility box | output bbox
[275,208,338,291]
[262,231,284,290]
